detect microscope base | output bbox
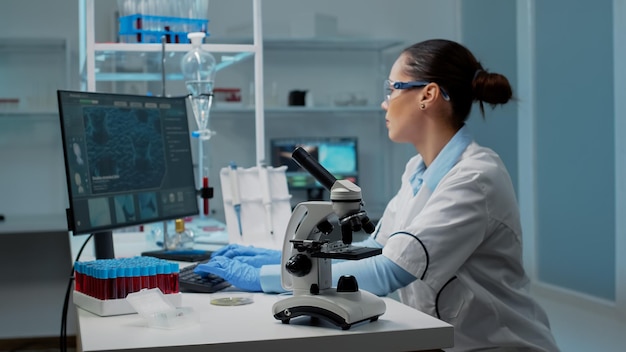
[272,289,386,330]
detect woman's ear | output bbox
[416,84,436,110]
[421,83,439,104]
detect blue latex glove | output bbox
[211,244,281,268]
[194,256,262,292]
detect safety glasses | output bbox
[384,79,450,104]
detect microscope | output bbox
[272,147,386,330]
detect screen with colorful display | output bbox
[270,137,358,189]
[57,90,199,235]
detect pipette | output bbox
[229,161,243,236]
[258,163,274,235]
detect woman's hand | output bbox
[211,244,281,267]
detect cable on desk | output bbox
[60,234,93,352]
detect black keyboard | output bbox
[179,262,231,293]
[142,249,213,262]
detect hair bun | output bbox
[473,71,512,106]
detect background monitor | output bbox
[57,90,199,257]
[270,137,359,190]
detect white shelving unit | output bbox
[0,37,70,115]
[80,0,267,165]
[0,37,71,222]
[79,2,405,219]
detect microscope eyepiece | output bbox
[292,147,337,191]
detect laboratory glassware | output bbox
[181,31,217,216]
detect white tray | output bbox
[73,290,182,316]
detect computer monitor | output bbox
[270,137,359,191]
[57,90,199,258]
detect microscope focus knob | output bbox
[285,254,312,277]
[337,275,359,292]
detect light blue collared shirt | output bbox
[409,124,473,195]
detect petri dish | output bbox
[210,293,254,306]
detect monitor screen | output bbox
[57,90,199,235]
[270,137,358,189]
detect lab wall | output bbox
[461,0,621,307]
[533,0,615,301]
[459,0,518,193]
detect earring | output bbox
[420,103,426,110]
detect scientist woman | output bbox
[196,39,560,352]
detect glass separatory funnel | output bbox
[181,32,217,141]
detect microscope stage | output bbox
[312,246,382,260]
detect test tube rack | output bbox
[72,256,182,316]
[119,14,209,43]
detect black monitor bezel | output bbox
[57,90,199,236]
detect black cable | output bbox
[60,234,93,352]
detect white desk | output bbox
[76,292,453,352]
[71,227,454,352]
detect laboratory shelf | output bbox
[94,72,185,82]
[0,38,67,53]
[0,214,67,235]
[93,42,257,54]
[0,110,59,117]
[93,51,252,81]
[92,37,404,53]
[208,37,404,51]
[89,37,402,83]
[211,105,384,115]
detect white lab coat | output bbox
[374,142,559,352]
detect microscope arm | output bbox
[280,201,335,291]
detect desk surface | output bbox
[76,292,453,352]
[72,225,454,352]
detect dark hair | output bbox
[401,39,513,122]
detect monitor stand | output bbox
[93,231,115,259]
